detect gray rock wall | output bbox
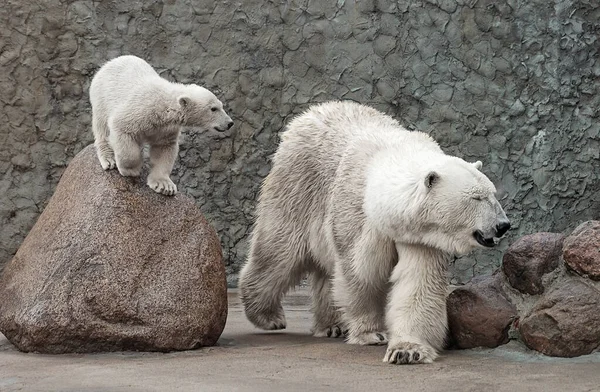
[1,0,598,286]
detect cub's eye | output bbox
[211,107,218,112]
[472,196,484,201]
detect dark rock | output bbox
[0,145,228,353]
[519,278,600,357]
[563,221,600,281]
[447,273,518,349]
[502,233,564,294]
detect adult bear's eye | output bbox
[472,195,484,201]
[211,107,218,112]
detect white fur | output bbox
[238,101,510,365]
[89,55,233,195]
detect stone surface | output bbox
[1,0,600,285]
[2,289,600,392]
[519,277,600,357]
[563,221,600,280]
[447,273,518,349]
[0,145,228,353]
[502,232,564,294]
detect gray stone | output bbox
[1,0,599,287]
[0,145,228,353]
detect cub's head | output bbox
[178,85,233,132]
[365,155,510,255]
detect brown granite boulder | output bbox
[519,277,600,357]
[502,232,564,295]
[447,274,518,349]
[0,145,228,353]
[563,221,600,281]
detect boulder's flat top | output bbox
[1,289,599,392]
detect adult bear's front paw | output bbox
[383,341,437,365]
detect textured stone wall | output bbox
[1,0,598,286]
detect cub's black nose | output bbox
[227,121,234,129]
[496,221,511,237]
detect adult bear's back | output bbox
[258,101,401,232]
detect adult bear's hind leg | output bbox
[332,239,394,346]
[310,268,346,338]
[239,226,306,330]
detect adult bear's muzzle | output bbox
[473,219,511,247]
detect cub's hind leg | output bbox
[92,107,116,170]
[111,132,143,178]
[107,116,143,178]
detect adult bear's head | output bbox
[177,84,234,132]
[364,154,510,256]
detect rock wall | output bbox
[1,0,599,286]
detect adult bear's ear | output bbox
[178,96,190,108]
[472,160,483,170]
[425,171,439,189]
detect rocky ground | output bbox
[1,289,600,392]
[447,221,600,357]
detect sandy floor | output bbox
[1,289,599,392]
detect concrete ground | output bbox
[1,289,599,392]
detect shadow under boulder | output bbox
[0,145,228,353]
[447,221,600,357]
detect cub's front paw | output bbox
[147,176,177,196]
[346,331,388,345]
[313,324,347,338]
[383,341,437,365]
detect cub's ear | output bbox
[178,96,190,108]
[425,171,439,189]
[472,160,483,170]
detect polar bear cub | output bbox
[238,101,511,364]
[89,55,233,195]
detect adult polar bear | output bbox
[90,55,233,195]
[239,101,511,364]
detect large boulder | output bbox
[0,145,228,353]
[501,232,564,295]
[563,221,600,281]
[519,277,600,357]
[447,273,518,349]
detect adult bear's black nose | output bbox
[227,121,234,129]
[496,221,511,237]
